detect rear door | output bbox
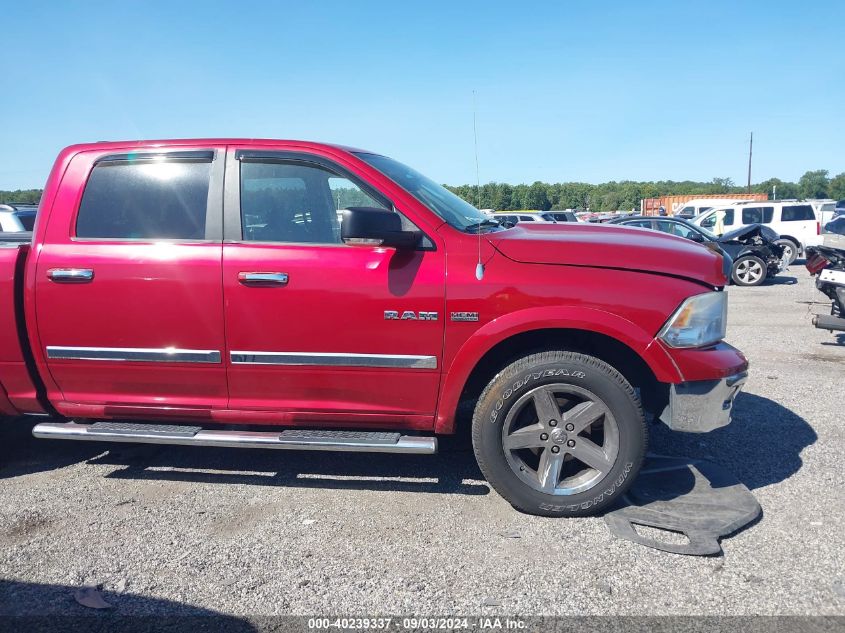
[741,206,774,225]
[34,147,227,415]
[777,204,818,246]
[221,148,445,426]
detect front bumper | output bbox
[659,371,748,433]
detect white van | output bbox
[674,198,750,219]
[692,201,820,264]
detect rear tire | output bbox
[471,351,646,517]
[731,255,767,286]
[774,239,798,265]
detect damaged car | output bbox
[609,216,786,287]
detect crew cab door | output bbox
[34,147,227,415]
[221,148,445,426]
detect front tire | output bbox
[471,351,646,517]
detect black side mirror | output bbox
[688,232,705,242]
[341,207,420,249]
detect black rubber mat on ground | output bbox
[604,454,761,555]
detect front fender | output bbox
[434,305,681,433]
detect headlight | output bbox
[658,291,727,348]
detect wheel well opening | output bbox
[453,329,664,439]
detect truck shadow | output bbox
[648,391,817,491]
[89,438,490,496]
[0,417,105,479]
[0,391,813,500]
[0,579,257,628]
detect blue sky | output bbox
[2,1,843,190]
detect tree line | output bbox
[445,170,845,212]
[0,189,41,204]
[3,169,843,212]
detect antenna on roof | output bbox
[473,90,484,281]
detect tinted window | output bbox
[240,161,386,244]
[519,215,535,221]
[76,159,211,239]
[742,206,774,224]
[13,211,36,231]
[625,219,653,229]
[781,205,815,221]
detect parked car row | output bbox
[488,210,637,226]
[691,200,822,265]
[608,215,786,287]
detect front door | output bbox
[222,149,445,427]
[34,147,227,415]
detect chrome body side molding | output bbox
[230,351,437,369]
[46,346,222,363]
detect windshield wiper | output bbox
[464,219,501,232]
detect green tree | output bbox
[490,183,513,211]
[521,182,550,210]
[711,177,735,193]
[0,189,42,204]
[828,173,845,200]
[754,178,798,200]
[798,170,830,199]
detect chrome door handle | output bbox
[47,268,94,283]
[238,272,289,286]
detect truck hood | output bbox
[489,223,726,286]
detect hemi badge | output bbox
[451,312,479,322]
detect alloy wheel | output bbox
[736,259,764,285]
[501,383,619,495]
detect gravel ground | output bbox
[0,270,842,620]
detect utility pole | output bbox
[746,132,753,193]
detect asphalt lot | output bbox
[0,268,843,619]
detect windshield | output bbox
[356,153,492,230]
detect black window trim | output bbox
[96,150,215,164]
[224,149,434,250]
[73,148,223,243]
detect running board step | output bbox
[32,422,437,454]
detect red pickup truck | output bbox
[0,139,748,517]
